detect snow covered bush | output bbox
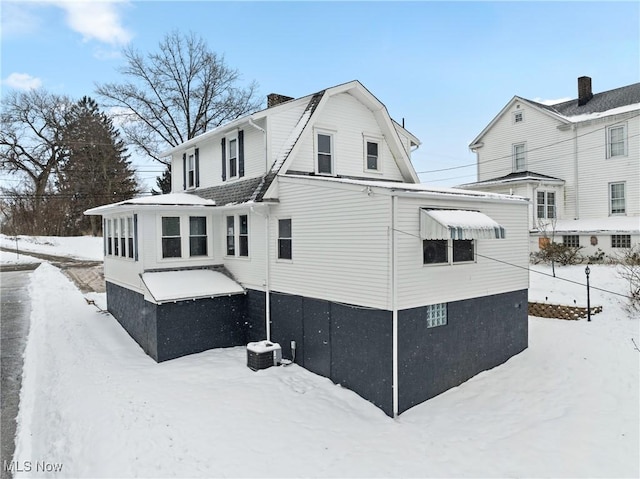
[615,245,640,312]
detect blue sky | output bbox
[2,1,639,190]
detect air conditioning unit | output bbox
[247,340,282,371]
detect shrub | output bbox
[532,241,584,266]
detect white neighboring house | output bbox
[86,80,530,417]
[460,77,640,257]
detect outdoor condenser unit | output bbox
[247,340,282,371]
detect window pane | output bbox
[229,139,237,158]
[279,219,291,238]
[239,236,249,257]
[128,238,134,258]
[609,127,625,157]
[229,158,237,177]
[226,216,235,255]
[318,134,331,154]
[367,141,378,157]
[190,216,206,235]
[190,237,207,256]
[367,141,378,170]
[423,239,448,264]
[239,215,248,235]
[318,154,332,174]
[453,240,474,262]
[278,239,292,260]
[162,217,180,236]
[162,238,181,258]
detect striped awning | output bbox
[420,209,506,240]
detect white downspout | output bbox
[573,123,579,219]
[391,194,399,417]
[247,118,271,339]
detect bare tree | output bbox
[0,89,71,230]
[96,31,262,164]
[1,89,71,197]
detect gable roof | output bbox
[470,81,640,148]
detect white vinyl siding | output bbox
[396,196,529,310]
[288,93,405,181]
[270,177,392,309]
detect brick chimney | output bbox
[267,93,294,108]
[578,76,593,106]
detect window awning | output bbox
[420,209,506,240]
[141,269,245,304]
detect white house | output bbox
[86,80,530,417]
[461,77,640,257]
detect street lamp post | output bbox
[585,265,591,322]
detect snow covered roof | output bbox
[420,209,506,240]
[141,269,245,304]
[458,170,564,188]
[85,193,216,215]
[533,216,640,234]
[531,82,640,120]
[284,174,528,203]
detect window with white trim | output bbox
[607,124,627,158]
[537,191,556,219]
[611,235,631,248]
[363,137,381,172]
[226,214,249,257]
[105,216,136,259]
[278,218,292,260]
[563,235,580,247]
[127,217,134,258]
[161,217,182,258]
[423,239,475,265]
[316,132,333,175]
[610,182,626,215]
[228,137,238,178]
[513,143,526,171]
[189,216,207,257]
[426,303,447,328]
[187,152,195,188]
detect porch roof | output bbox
[141,269,245,304]
[420,209,506,240]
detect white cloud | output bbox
[0,3,41,37]
[54,0,132,46]
[3,72,43,90]
[533,97,573,106]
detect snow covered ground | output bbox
[5,237,639,478]
[0,234,103,261]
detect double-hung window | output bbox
[607,124,627,158]
[513,143,526,172]
[226,215,249,257]
[364,137,380,172]
[228,137,238,178]
[316,132,333,175]
[187,153,195,188]
[162,217,182,258]
[537,191,556,219]
[278,218,292,260]
[610,182,626,215]
[127,217,134,258]
[189,216,207,256]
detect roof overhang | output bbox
[84,193,216,216]
[420,209,506,240]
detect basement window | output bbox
[426,303,447,328]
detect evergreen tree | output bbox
[152,165,172,195]
[58,96,139,235]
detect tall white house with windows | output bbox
[460,77,640,256]
[86,80,530,417]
